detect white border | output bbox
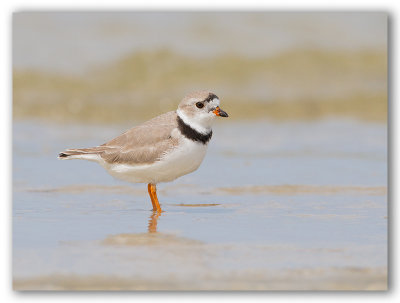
[2,1,396,302]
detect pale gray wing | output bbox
[99,111,179,165]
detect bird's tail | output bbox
[58,147,105,161]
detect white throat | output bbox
[176,108,211,135]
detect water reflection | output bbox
[148,211,161,233]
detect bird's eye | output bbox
[196,102,204,109]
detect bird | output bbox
[58,91,228,212]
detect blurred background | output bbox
[13,12,387,123]
[12,12,388,290]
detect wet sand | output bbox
[14,268,387,291]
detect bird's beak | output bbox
[213,106,229,117]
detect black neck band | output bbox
[177,116,212,144]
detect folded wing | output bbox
[100,111,179,165]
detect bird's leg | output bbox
[147,183,157,210]
[147,183,162,212]
[151,184,162,212]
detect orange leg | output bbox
[147,183,162,212]
[147,183,157,210]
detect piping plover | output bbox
[58,91,228,212]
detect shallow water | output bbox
[12,119,387,290]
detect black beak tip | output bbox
[220,110,229,117]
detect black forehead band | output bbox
[203,93,219,102]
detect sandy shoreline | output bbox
[14,267,387,291]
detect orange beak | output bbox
[213,106,229,117]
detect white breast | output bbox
[105,138,208,184]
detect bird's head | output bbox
[177,91,228,134]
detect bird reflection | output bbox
[148,211,161,233]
